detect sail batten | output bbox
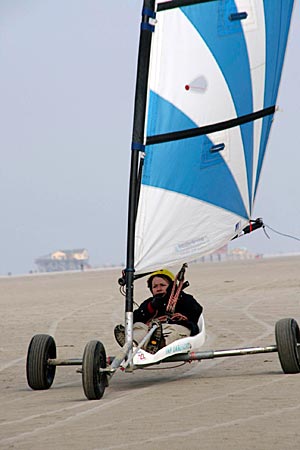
[133,0,295,272]
[146,105,276,145]
[157,0,218,12]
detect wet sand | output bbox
[1,256,300,449]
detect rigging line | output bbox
[146,106,275,146]
[265,224,300,242]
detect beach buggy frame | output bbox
[26,312,300,400]
[26,0,299,399]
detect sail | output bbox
[134,0,295,271]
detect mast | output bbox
[124,0,156,345]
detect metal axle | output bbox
[47,343,279,368]
[162,344,278,363]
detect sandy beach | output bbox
[1,256,300,449]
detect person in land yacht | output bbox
[114,269,203,354]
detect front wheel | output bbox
[275,318,300,374]
[26,334,57,390]
[82,340,108,400]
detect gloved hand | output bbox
[151,294,167,310]
[152,282,174,308]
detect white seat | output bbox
[133,314,206,366]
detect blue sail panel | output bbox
[254,0,295,196]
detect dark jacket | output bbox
[133,291,203,336]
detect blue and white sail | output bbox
[134,0,295,271]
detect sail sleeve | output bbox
[134,0,295,272]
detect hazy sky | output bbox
[1,1,299,275]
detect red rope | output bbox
[166,264,187,314]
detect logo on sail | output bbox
[185,75,208,93]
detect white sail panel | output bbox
[135,186,248,271]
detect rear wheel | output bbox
[275,318,300,374]
[26,334,56,389]
[82,340,107,400]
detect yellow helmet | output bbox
[147,269,175,290]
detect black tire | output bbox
[26,334,57,390]
[82,340,107,400]
[275,318,300,374]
